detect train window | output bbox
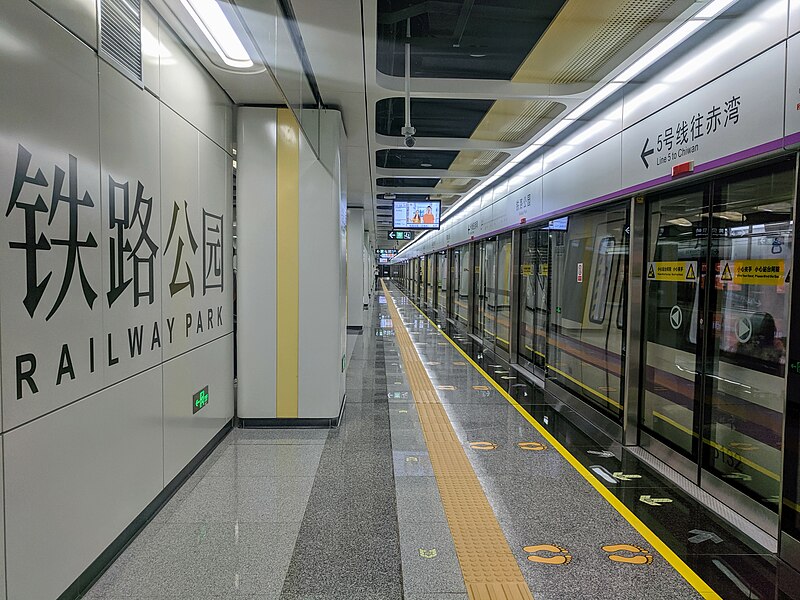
[548,204,630,421]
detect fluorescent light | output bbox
[180,0,253,68]
[695,0,739,19]
[567,82,624,121]
[617,19,703,82]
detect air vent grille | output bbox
[100,0,143,83]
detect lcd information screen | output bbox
[548,216,569,231]
[393,200,441,230]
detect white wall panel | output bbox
[159,20,233,152]
[160,107,233,361]
[0,441,6,600]
[298,135,343,418]
[236,108,278,419]
[786,34,800,139]
[542,134,622,217]
[0,0,103,430]
[347,208,365,327]
[163,334,234,482]
[141,3,162,96]
[4,367,163,600]
[621,45,785,189]
[30,0,97,49]
[792,0,800,34]
[100,61,163,384]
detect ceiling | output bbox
[157,0,704,252]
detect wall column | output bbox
[347,208,365,328]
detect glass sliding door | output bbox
[451,244,471,326]
[474,241,487,336]
[518,227,549,374]
[642,158,794,528]
[703,163,793,508]
[642,186,707,458]
[437,252,447,317]
[495,234,513,352]
[548,206,629,421]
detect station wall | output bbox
[0,1,235,597]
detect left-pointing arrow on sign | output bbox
[641,138,654,168]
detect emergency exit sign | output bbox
[193,385,209,414]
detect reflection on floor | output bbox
[84,282,800,600]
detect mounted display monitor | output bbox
[393,200,441,230]
[548,216,569,231]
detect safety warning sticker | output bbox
[646,261,697,282]
[521,264,533,277]
[719,259,785,285]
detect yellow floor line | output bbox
[381,282,535,600]
[391,284,722,600]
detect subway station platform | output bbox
[83,282,796,600]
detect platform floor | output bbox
[85,282,794,600]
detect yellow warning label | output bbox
[720,259,785,285]
[521,264,533,277]
[539,264,549,277]
[646,261,698,282]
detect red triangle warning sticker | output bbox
[721,262,733,282]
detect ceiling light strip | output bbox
[397,0,741,260]
[179,0,253,68]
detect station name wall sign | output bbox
[1,140,231,425]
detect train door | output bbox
[518,227,549,376]
[473,241,487,336]
[437,252,447,318]
[641,159,794,534]
[453,244,471,327]
[476,237,498,343]
[495,234,513,353]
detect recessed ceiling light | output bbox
[180,0,253,68]
[420,161,432,168]
[470,53,487,58]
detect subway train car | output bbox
[391,0,800,565]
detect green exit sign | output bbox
[193,385,209,414]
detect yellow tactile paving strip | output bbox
[382,282,535,600]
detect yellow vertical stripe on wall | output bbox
[276,108,300,418]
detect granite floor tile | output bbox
[204,445,324,478]
[399,521,466,595]
[395,476,447,523]
[87,522,301,598]
[230,428,329,445]
[166,476,315,524]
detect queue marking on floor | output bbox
[381,282,535,600]
[391,284,722,600]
